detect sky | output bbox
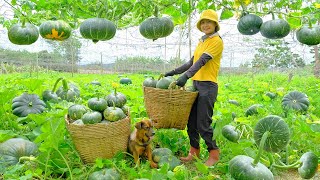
[0,1,315,67]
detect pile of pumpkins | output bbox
[143,75,195,92]
[237,13,320,45]
[68,88,129,125]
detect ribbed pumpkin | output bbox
[237,14,263,35]
[12,93,46,117]
[80,18,116,43]
[139,17,174,41]
[39,20,72,41]
[260,19,290,39]
[8,23,39,45]
[296,26,320,45]
[281,90,310,111]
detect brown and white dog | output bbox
[128,119,157,168]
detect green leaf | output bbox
[287,12,302,29]
[220,8,234,20]
[0,130,17,142]
[195,161,208,174]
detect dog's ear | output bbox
[135,122,143,129]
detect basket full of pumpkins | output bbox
[143,75,198,130]
[65,83,130,163]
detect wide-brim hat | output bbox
[196,9,220,32]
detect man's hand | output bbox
[176,74,189,87]
[164,70,175,77]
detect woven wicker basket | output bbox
[65,115,131,163]
[143,86,198,130]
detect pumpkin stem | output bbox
[271,160,301,169]
[158,73,164,80]
[153,5,159,17]
[307,17,312,28]
[271,12,275,20]
[252,131,270,166]
[52,77,64,92]
[62,79,70,91]
[21,17,26,27]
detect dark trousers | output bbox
[187,80,219,151]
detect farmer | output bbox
[164,9,223,166]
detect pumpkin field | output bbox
[1,0,320,179]
[0,67,319,179]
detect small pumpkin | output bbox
[281,90,309,112]
[103,106,126,122]
[254,115,290,152]
[39,20,72,41]
[42,77,64,103]
[80,18,116,43]
[228,99,240,106]
[158,155,181,171]
[156,76,175,89]
[68,104,87,121]
[152,148,173,163]
[88,168,120,180]
[90,80,101,86]
[143,77,158,88]
[106,90,127,108]
[56,79,80,102]
[222,125,240,143]
[81,111,102,124]
[88,97,108,112]
[298,152,318,179]
[0,138,38,167]
[229,155,274,180]
[119,78,132,85]
[139,17,174,41]
[237,14,263,35]
[260,19,290,39]
[296,26,320,46]
[265,92,276,99]
[12,93,46,117]
[8,22,39,45]
[245,104,263,117]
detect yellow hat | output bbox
[196,9,220,32]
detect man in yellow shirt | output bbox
[164,9,223,166]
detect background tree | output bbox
[252,39,305,68]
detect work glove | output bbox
[176,74,189,87]
[164,70,175,77]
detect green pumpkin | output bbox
[158,155,181,171]
[156,76,175,89]
[139,17,174,41]
[81,111,102,124]
[119,78,132,85]
[222,125,240,143]
[265,92,276,99]
[0,138,38,167]
[88,97,108,112]
[298,152,318,179]
[254,115,290,152]
[12,93,46,117]
[143,77,158,88]
[68,104,87,121]
[103,107,126,122]
[228,99,240,106]
[90,80,101,86]
[80,18,116,43]
[229,155,274,180]
[152,148,173,163]
[260,19,290,39]
[88,168,120,180]
[39,20,72,41]
[296,26,320,46]
[8,23,39,45]
[281,90,309,112]
[56,79,80,102]
[237,14,263,35]
[106,91,127,108]
[42,77,64,103]
[245,104,263,117]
